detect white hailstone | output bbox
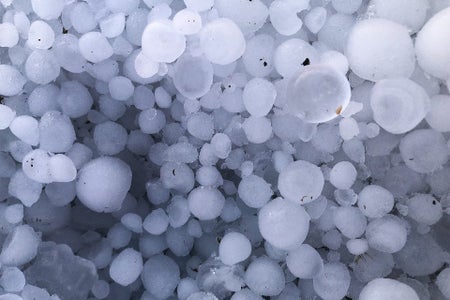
[31,0,65,20]
[269,0,304,36]
[27,20,55,49]
[138,108,166,134]
[407,194,443,225]
[242,34,274,78]
[76,157,132,213]
[238,174,272,208]
[313,263,350,300]
[0,65,26,96]
[0,104,16,129]
[196,166,222,187]
[5,204,24,224]
[437,267,450,299]
[78,32,114,63]
[199,18,245,65]
[143,208,169,235]
[332,0,362,14]
[45,181,76,207]
[346,238,368,255]
[94,121,128,155]
[39,111,76,153]
[173,9,202,35]
[329,161,357,189]
[219,232,252,265]
[28,84,60,117]
[0,267,25,292]
[426,95,450,132]
[187,112,214,141]
[278,160,324,204]
[366,215,407,253]
[25,50,60,85]
[141,20,186,63]
[105,0,139,14]
[0,23,19,47]
[100,13,126,38]
[416,7,450,80]
[121,213,143,233]
[177,278,200,300]
[160,162,195,193]
[304,7,327,34]
[215,0,268,35]
[134,51,159,78]
[108,76,134,101]
[358,185,394,218]
[242,116,272,144]
[165,142,198,164]
[274,39,319,79]
[22,149,52,184]
[210,133,231,159]
[108,223,132,249]
[91,280,110,299]
[9,116,40,146]
[333,206,367,239]
[141,255,180,299]
[109,248,143,286]
[173,55,214,99]
[58,81,93,118]
[359,278,419,300]
[155,87,171,108]
[0,225,40,266]
[48,154,77,183]
[183,0,213,11]
[53,34,88,74]
[231,289,263,300]
[188,186,225,220]
[8,170,42,207]
[70,2,97,34]
[243,78,276,117]
[245,257,285,296]
[187,292,218,300]
[320,50,349,75]
[286,244,323,279]
[346,18,415,81]
[339,118,359,140]
[258,198,310,250]
[400,129,449,173]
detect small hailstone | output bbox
[173,9,202,35]
[187,292,218,300]
[219,232,251,265]
[91,280,110,299]
[329,161,357,189]
[109,248,143,286]
[107,224,132,249]
[28,84,60,117]
[139,108,166,134]
[346,238,368,255]
[155,87,171,108]
[286,244,323,279]
[143,208,169,235]
[407,194,443,225]
[5,204,24,224]
[437,267,450,298]
[210,133,231,159]
[304,7,327,34]
[214,0,268,34]
[274,38,319,79]
[25,50,60,85]
[358,185,394,218]
[53,34,88,74]
[66,143,93,170]
[334,189,358,207]
[70,2,97,34]
[242,116,272,144]
[31,0,65,20]
[79,32,114,63]
[0,267,25,292]
[45,182,76,207]
[269,0,303,36]
[0,23,19,47]
[0,65,26,96]
[173,55,214,99]
[108,76,134,101]
[39,111,76,153]
[243,78,276,117]
[141,255,180,299]
[238,174,272,208]
[359,278,419,300]
[22,149,52,183]
[100,13,126,38]
[105,0,139,14]
[0,225,40,266]
[0,104,16,129]
[9,115,40,146]
[187,112,214,141]
[333,206,367,239]
[188,186,225,221]
[160,162,195,193]
[242,34,274,78]
[94,121,128,155]
[134,51,159,78]
[313,263,351,300]
[167,196,190,228]
[366,215,407,253]
[244,257,285,296]
[339,118,359,140]
[332,0,362,14]
[426,95,450,132]
[27,20,55,49]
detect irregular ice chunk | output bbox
[109,248,143,286]
[245,256,285,296]
[286,244,323,279]
[141,255,180,299]
[0,225,40,266]
[0,65,26,96]
[359,278,419,300]
[219,232,251,265]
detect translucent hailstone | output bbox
[76,157,132,213]
[329,161,357,189]
[359,278,419,300]
[407,194,443,225]
[28,84,59,117]
[244,256,285,296]
[199,18,245,65]
[238,174,272,208]
[31,0,65,20]
[243,78,276,117]
[173,9,202,35]
[143,208,168,235]
[0,23,19,47]
[286,65,351,123]
[346,18,415,81]
[318,13,355,53]
[109,248,143,286]
[187,112,214,141]
[22,149,52,184]
[58,81,93,118]
[70,2,97,34]
[399,129,449,173]
[5,204,24,224]
[278,160,324,204]
[269,0,303,36]
[219,232,251,265]
[215,0,268,35]
[358,185,394,218]
[370,78,430,134]
[286,244,323,279]
[304,7,327,34]
[258,197,310,250]
[79,32,114,63]
[0,65,26,96]
[274,39,319,79]
[426,95,450,132]
[9,116,39,146]
[173,55,214,99]
[138,108,166,134]
[141,20,186,63]
[188,186,225,220]
[108,76,134,101]
[25,50,60,85]
[242,116,272,144]
[366,215,407,253]
[210,133,231,159]
[415,7,450,80]
[105,0,139,14]
[141,255,180,299]
[313,263,350,300]
[27,20,55,49]
[437,267,450,298]
[333,206,367,239]
[0,104,16,129]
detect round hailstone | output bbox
[243,78,276,117]
[9,116,40,146]
[22,149,52,184]
[100,13,126,38]
[333,206,367,239]
[242,34,274,78]
[286,65,351,123]
[244,257,285,296]
[238,174,272,208]
[0,267,25,292]
[78,32,114,63]
[48,154,77,183]
[39,111,76,153]
[183,0,214,11]
[366,215,407,253]
[134,51,159,78]
[109,248,143,286]
[407,194,443,225]
[258,197,310,250]
[25,50,60,85]
[0,225,40,266]
[199,18,245,65]
[141,255,180,299]
[187,186,225,220]
[141,20,186,63]
[331,0,362,14]
[313,263,350,300]
[329,161,357,189]
[415,7,450,80]
[399,129,449,173]
[187,112,214,141]
[173,9,202,35]
[346,18,415,81]
[370,78,430,134]
[219,232,252,265]
[359,278,419,300]
[187,292,218,300]
[358,185,394,218]
[58,81,94,118]
[173,55,214,99]
[437,268,450,299]
[31,0,65,20]
[269,0,303,36]
[0,65,26,96]
[286,244,323,279]
[346,239,368,256]
[0,23,19,48]
[76,157,132,213]
[278,160,324,204]
[274,38,319,79]
[108,76,134,101]
[242,116,272,144]
[27,20,55,49]
[304,7,327,34]
[0,104,16,130]
[426,95,450,132]
[138,108,166,134]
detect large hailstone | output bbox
[359,278,419,300]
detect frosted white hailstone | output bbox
[359,278,419,300]
[274,39,319,79]
[109,248,143,286]
[31,0,65,20]
[286,244,323,279]
[8,170,42,207]
[270,0,303,36]
[0,65,26,96]
[100,13,126,38]
[370,78,430,134]
[187,112,214,141]
[242,34,274,78]
[0,104,16,130]
[188,186,225,220]
[70,2,97,34]
[215,0,268,34]
[437,267,450,298]
[76,157,132,213]
[28,84,60,117]
[339,117,359,141]
[210,133,231,159]
[244,256,285,296]
[78,32,114,63]
[366,215,407,253]
[91,280,110,299]
[138,108,166,134]
[313,263,350,300]
[0,225,40,266]
[143,208,169,235]
[329,161,357,189]
[141,20,186,63]
[27,20,55,49]
[399,129,449,173]
[219,232,252,265]
[22,149,52,184]
[278,160,324,204]
[108,76,134,101]
[426,95,450,132]
[286,65,351,123]
[407,194,443,225]
[105,0,139,14]
[160,162,195,193]
[258,197,310,250]
[346,238,368,255]
[304,7,327,34]
[94,121,128,155]
[346,18,415,81]
[39,111,76,153]
[58,81,93,118]
[242,116,272,144]
[358,185,394,218]
[187,292,218,300]
[238,174,272,208]
[231,289,262,300]
[25,50,60,85]
[53,34,88,73]
[4,204,24,225]
[199,18,245,65]
[173,9,202,35]
[134,51,159,78]
[333,206,367,239]
[242,78,276,117]
[0,23,19,48]
[0,267,25,292]
[332,0,362,14]
[141,255,180,299]
[9,116,39,146]
[48,154,77,183]
[183,0,213,11]
[173,55,214,99]
[416,7,450,80]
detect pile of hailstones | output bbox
[1,0,450,299]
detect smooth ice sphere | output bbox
[79,32,113,63]
[359,278,419,300]
[76,157,132,213]
[258,197,310,250]
[187,112,214,141]
[346,19,415,81]
[407,194,443,225]
[22,149,52,183]
[58,81,93,118]
[219,232,251,265]
[269,0,303,36]
[39,111,76,153]
[27,20,55,49]
[437,267,450,298]
[109,248,143,286]
[286,244,323,279]
[243,78,276,117]
[188,186,225,220]
[313,263,350,300]
[173,9,202,35]
[94,121,128,155]
[274,39,319,79]
[141,20,186,63]
[199,18,245,65]
[329,161,357,189]
[238,174,272,208]
[278,160,324,204]
[0,104,16,129]
[370,78,430,134]
[173,55,214,99]
[426,95,450,132]
[141,255,180,299]
[108,76,134,101]
[134,51,159,78]
[48,154,77,182]
[358,185,394,218]
[9,116,39,146]
[8,170,42,207]
[286,65,351,123]
[0,23,19,47]
[242,116,272,144]
[245,257,285,296]
[4,204,24,224]
[121,213,143,233]
[143,208,169,235]
[333,206,367,239]
[366,215,407,253]
[25,50,60,84]
[100,13,125,38]
[139,108,166,134]
[0,267,25,292]
[346,238,368,255]
[400,129,449,173]
[304,7,327,34]
[31,0,65,20]
[0,225,40,266]
[0,65,26,96]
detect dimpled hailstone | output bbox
[0,65,26,96]
[366,215,407,253]
[278,160,324,204]
[173,55,214,99]
[286,244,323,279]
[141,254,180,299]
[346,18,415,81]
[286,65,351,123]
[258,197,310,250]
[219,232,252,265]
[358,185,394,218]
[244,256,285,296]
[359,278,419,300]
[313,263,350,300]
[407,194,443,225]
[76,157,132,213]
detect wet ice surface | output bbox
[0,0,450,299]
